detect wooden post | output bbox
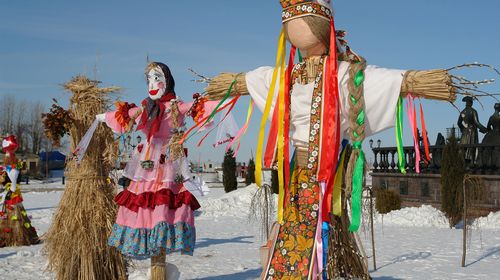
[461,176,467,267]
[369,188,377,271]
[151,251,167,280]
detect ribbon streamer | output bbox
[227,100,254,157]
[348,142,365,232]
[406,94,421,173]
[395,96,406,173]
[73,118,100,164]
[255,29,286,187]
[419,102,431,161]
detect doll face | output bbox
[147,66,167,100]
[285,18,324,53]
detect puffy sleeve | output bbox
[245,66,281,120]
[104,104,142,134]
[338,62,406,137]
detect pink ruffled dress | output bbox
[104,100,203,257]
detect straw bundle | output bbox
[44,76,127,280]
[326,147,370,280]
[401,69,457,101]
[205,72,247,100]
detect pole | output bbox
[369,188,377,271]
[461,176,467,267]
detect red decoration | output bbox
[114,188,201,212]
[3,228,12,233]
[2,135,19,155]
[114,102,137,130]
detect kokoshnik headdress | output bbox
[255,0,341,225]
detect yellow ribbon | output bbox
[332,148,347,216]
[276,34,287,224]
[255,29,286,187]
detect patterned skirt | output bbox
[108,178,200,257]
[264,167,320,279]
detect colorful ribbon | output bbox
[317,20,340,185]
[406,94,421,173]
[227,100,254,157]
[196,95,241,147]
[395,96,406,174]
[420,102,431,162]
[255,29,286,188]
[332,141,348,216]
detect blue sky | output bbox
[1,0,499,164]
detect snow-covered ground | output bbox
[1,182,499,279]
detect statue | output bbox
[482,103,500,144]
[457,96,487,162]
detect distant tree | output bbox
[440,136,465,227]
[375,188,401,214]
[245,158,256,185]
[223,148,237,193]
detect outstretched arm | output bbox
[96,102,142,133]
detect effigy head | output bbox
[145,62,175,100]
[280,0,332,55]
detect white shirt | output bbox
[245,61,405,147]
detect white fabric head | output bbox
[147,66,167,100]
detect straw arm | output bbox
[205,72,249,100]
[400,69,457,102]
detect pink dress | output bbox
[104,100,202,257]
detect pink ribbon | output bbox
[406,94,421,173]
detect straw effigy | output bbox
[43,75,127,280]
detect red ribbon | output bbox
[420,102,431,161]
[196,95,240,147]
[320,19,341,222]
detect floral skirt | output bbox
[264,167,320,279]
[108,179,199,257]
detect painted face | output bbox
[147,66,167,100]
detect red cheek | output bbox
[158,82,165,89]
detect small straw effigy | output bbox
[43,75,127,280]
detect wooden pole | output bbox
[151,251,167,280]
[369,188,377,271]
[461,176,467,267]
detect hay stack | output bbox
[44,76,127,280]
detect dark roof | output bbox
[39,151,66,161]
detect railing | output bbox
[371,144,500,175]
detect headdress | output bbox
[280,0,332,22]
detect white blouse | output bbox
[245,61,406,148]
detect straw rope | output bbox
[345,57,367,194]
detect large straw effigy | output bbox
[44,76,127,280]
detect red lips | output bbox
[149,89,159,95]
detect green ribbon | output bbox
[297,49,303,62]
[348,141,364,232]
[184,79,236,143]
[395,96,406,173]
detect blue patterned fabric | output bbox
[108,221,195,257]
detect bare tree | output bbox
[14,99,28,153]
[0,95,16,135]
[28,101,45,154]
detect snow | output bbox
[0,182,498,279]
